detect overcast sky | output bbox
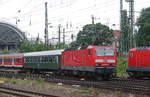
[0,0,150,43]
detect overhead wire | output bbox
[16,0,119,30]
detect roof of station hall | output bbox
[0,22,26,45]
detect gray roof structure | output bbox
[0,22,26,45]
[0,22,27,52]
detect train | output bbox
[0,46,117,80]
[127,47,150,78]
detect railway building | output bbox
[0,22,26,53]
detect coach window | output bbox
[49,56,52,63]
[27,57,29,63]
[53,56,56,63]
[0,59,2,64]
[5,59,10,63]
[41,56,44,63]
[30,57,32,63]
[14,59,17,62]
[32,57,35,63]
[26,57,29,63]
[51,56,53,63]
[38,56,41,63]
[24,57,26,63]
[28,57,31,63]
[34,56,37,63]
[42,56,45,63]
[33,57,35,63]
[36,56,38,63]
[39,56,41,63]
[32,57,34,63]
[29,57,32,63]
[37,56,39,63]
[15,58,20,62]
[45,56,48,63]
[47,56,50,63]
[24,57,27,63]
[44,56,47,63]
[55,56,58,63]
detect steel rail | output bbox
[0,84,59,97]
[0,70,150,96]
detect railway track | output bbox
[0,70,149,96]
[0,85,59,97]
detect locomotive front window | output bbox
[105,48,114,56]
[96,48,114,56]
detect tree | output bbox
[1,48,9,54]
[19,41,68,53]
[136,7,150,46]
[73,23,113,47]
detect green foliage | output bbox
[1,48,9,54]
[10,79,17,84]
[116,58,128,77]
[71,23,113,47]
[19,41,68,53]
[73,88,94,94]
[136,7,150,46]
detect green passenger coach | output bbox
[24,50,64,70]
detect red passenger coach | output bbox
[61,46,117,79]
[127,47,150,78]
[0,54,24,68]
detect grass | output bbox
[0,77,45,85]
[116,57,128,77]
[73,88,95,94]
[0,77,59,89]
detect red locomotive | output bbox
[127,47,150,78]
[61,46,117,80]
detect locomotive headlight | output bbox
[95,59,104,62]
[107,59,115,63]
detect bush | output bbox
[116,57,128,77]
[2,48,9,54]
